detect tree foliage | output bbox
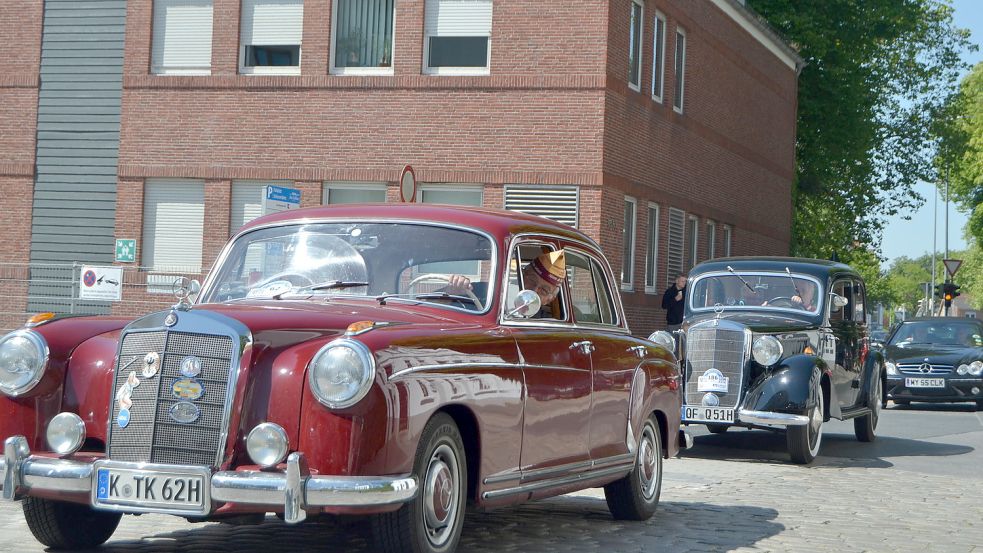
[938,62,983,244]
[748,0,973,258]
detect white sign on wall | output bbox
[79,266,124,301]
[263,185,301,214]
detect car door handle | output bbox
[570,341,594,354]
[627,345,647,358]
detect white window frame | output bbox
[651,11,666,103]
[621,196,637,291]
[723,224,733,257]
[238,0,304,76]
[329,0,396,76]
[644,202,660,294]
[151,0,214,76]
[322,182,388,204]
[418,183,484,206]
[673,26,687,113]
[423,0,493,76]
[706,220,716,260]
[628,0,644,92]
[686,215,699,270]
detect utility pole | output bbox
[931,182,938,316]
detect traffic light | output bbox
[935,283,945,299]
[943,282,961,308]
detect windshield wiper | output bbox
[727,266,756,293]
[785,267,802,297]
[374,292,473,306]
[272,280,369,300]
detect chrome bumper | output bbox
[678,429,694,450]
[738,409,809,426]
[1,436,417,524]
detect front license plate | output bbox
[93,463,208,515]
[905,377,945,388]
[683,406,735,423]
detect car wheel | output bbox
[604,415,662,521]
[854,373,881,442]
[372,413,467,553]
[787,381,823,464]
[22,497,121,550]
[880,380,888,409]
[706,425,728,434]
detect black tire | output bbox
[604,416,662,521]
[854,372,882,442]
[706,425,728,434]
[22,497,121,550]
[880,380,888,409]
[787,380,823,465]
[372,413,467,553]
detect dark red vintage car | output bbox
[0,204,686,553]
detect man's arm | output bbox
[661,287,673,309]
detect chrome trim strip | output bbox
[738,409,809,426]
[482,453,635,486]
[23,458,92,494]
[199,218,499,317]
[482,471,520,485]
[482,464,631,500]
[388,363,580,381]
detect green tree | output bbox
[884,255,934,315]
[748,0,973,258]
[938,62,983,243]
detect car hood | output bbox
[686,310,817,333]
[884,343,983,366]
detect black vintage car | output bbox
[677,257,884,464]
[883,317,983,409]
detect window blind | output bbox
[425,0,492,36]
[504,185,579,228]
[143,179,205,272]
[152,0,213,74]
[241,0,304,46]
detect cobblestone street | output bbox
[2,405,982,553]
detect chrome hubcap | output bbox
[638,425,660,500]
[872,381,882,422]
[423,443,459,547]
[809,389,823,453]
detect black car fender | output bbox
[741,354,830,415]
[859,347,885,405]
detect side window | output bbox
[567,251,602,324]
[505,242,567,322]
[829,280,852,322]
[591,259,617,325]
[853,280,866,323]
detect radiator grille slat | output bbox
[685,325,748,408]
[107,330,234,467]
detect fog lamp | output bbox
[46,412,85,457]
[246,422,289,468]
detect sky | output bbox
[879,0,982,265]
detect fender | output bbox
[628,351,681,458]
[742,354,832,416]
[858,348,885,406]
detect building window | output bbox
[673,27,686,113]
[143,179,205,274]
[706,220,716,260]
[323,182,387,204]
[723,225,732,257]
[622,196,637,290]
[667,207,684,285]
[504,185,579,227]
[152,0,214,75]
[424,0,492,75]
[331,0,394,75]
[419,184,483,206]
[651,12,666,102]
[686,215,699,270]
[628,0,644,91]
[644,203,660,293]
[240,0,304,75]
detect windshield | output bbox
[889,321,983,347]
[201,222,496,312]
[689,272,823,315]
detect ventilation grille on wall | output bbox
[504,186,579,228]
[667,207,685,286]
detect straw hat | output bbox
[527,250,566,286]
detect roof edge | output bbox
[710,0,806,75]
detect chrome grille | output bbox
[684,322,748,408]
[108,330,235,467]
[898,364,953,375]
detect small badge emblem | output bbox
[127,371,140,389]
[117,408,131,428]
[169,401,200,424]
[164,311,178,327]
[697,368,730,393]
[142,352,160,379]
[171,378,204,401]
[702,393,720,407]
[180,356,202,378]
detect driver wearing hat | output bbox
[447,249,566,318]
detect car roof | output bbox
[688,256,860,282]
[899,317,983,323]
[237,203,597,249]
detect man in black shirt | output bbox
[662,274,687,331]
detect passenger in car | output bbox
[450,250,566,319]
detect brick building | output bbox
[0,0,801,336]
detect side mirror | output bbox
[830,293,848,310]
[508,290,542,318]
[648,330,676,352]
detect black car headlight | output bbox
[960,361,983,377]
[751,336,783,367]
[308,339,375,409]
[0,330,49,397]
[885,361,898,376]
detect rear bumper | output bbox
[1,436,416,523]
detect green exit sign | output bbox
[115,239,136,263]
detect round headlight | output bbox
[46,412,85,457]
[885,361,898,376]
[970,361,983,377]
[648,330,676,352]
[0,330,49,397]
[308,339,375,409]
[751,336,784,367]
[957,364,970,376]
[246,422,289,468]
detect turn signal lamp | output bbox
[803,345,815,355]
[26,313,56,326]
[345,321,375,336]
